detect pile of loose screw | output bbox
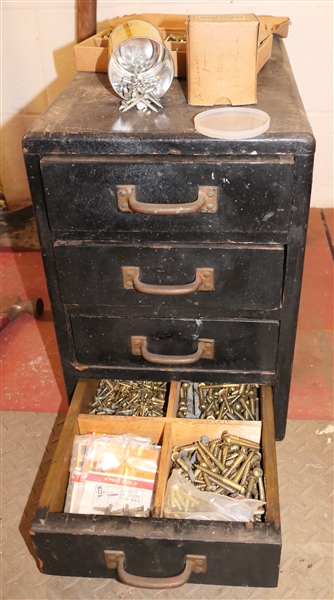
[89,379,168,417]
[117,74,163,113]
[169,432,265,521]
[177,382,260,421]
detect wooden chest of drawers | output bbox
[23,38,314,587]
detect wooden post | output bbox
[77,0,97,43]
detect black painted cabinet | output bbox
[23,38,314,586]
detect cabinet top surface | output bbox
[24,39,314,155]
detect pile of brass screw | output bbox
[89,379,168,417]
[169,431,265,521]
[177,382,260,421]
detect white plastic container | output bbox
[194,107,270,140]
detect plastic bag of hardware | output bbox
[68,433,161,516]
[164,470,265,522]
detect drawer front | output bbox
[55,243,284,313]
[70,316,279,373]
[41,156,294,235]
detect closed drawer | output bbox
[31,380,281,587]
[41,155,294,236]
[69,315,279,375]
[55,242,284,314]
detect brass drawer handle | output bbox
[131,336,214,364]
[104,551,206,589]
[117,184,218,214]
[122,267,214,294]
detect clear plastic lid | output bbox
[194,107,270,140]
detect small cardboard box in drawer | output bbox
[186,14,260,106]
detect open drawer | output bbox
[30,380,281,588]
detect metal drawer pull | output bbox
[131,336,214,364]
[104,551,206,589]
[117,184,218,214]
[122,267,214,294]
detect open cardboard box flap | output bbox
[257,15,290,38]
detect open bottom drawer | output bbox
[31,380,281,588]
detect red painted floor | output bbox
[289,209,333,419]
[0,250,68,412]
[1,208,333,417]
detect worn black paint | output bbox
[70,316,279,372]
[55,243,284,311]
[32,511,281,587]
[41,156,294,235]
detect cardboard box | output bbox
[186,14,260,106]
[74,14,188,77]
[74,13,289,85]
[256,16,290,73]
[257,29,273,73]
[74,27,110,73]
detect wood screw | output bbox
[177,381,259,421]
[170,434,265,520]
